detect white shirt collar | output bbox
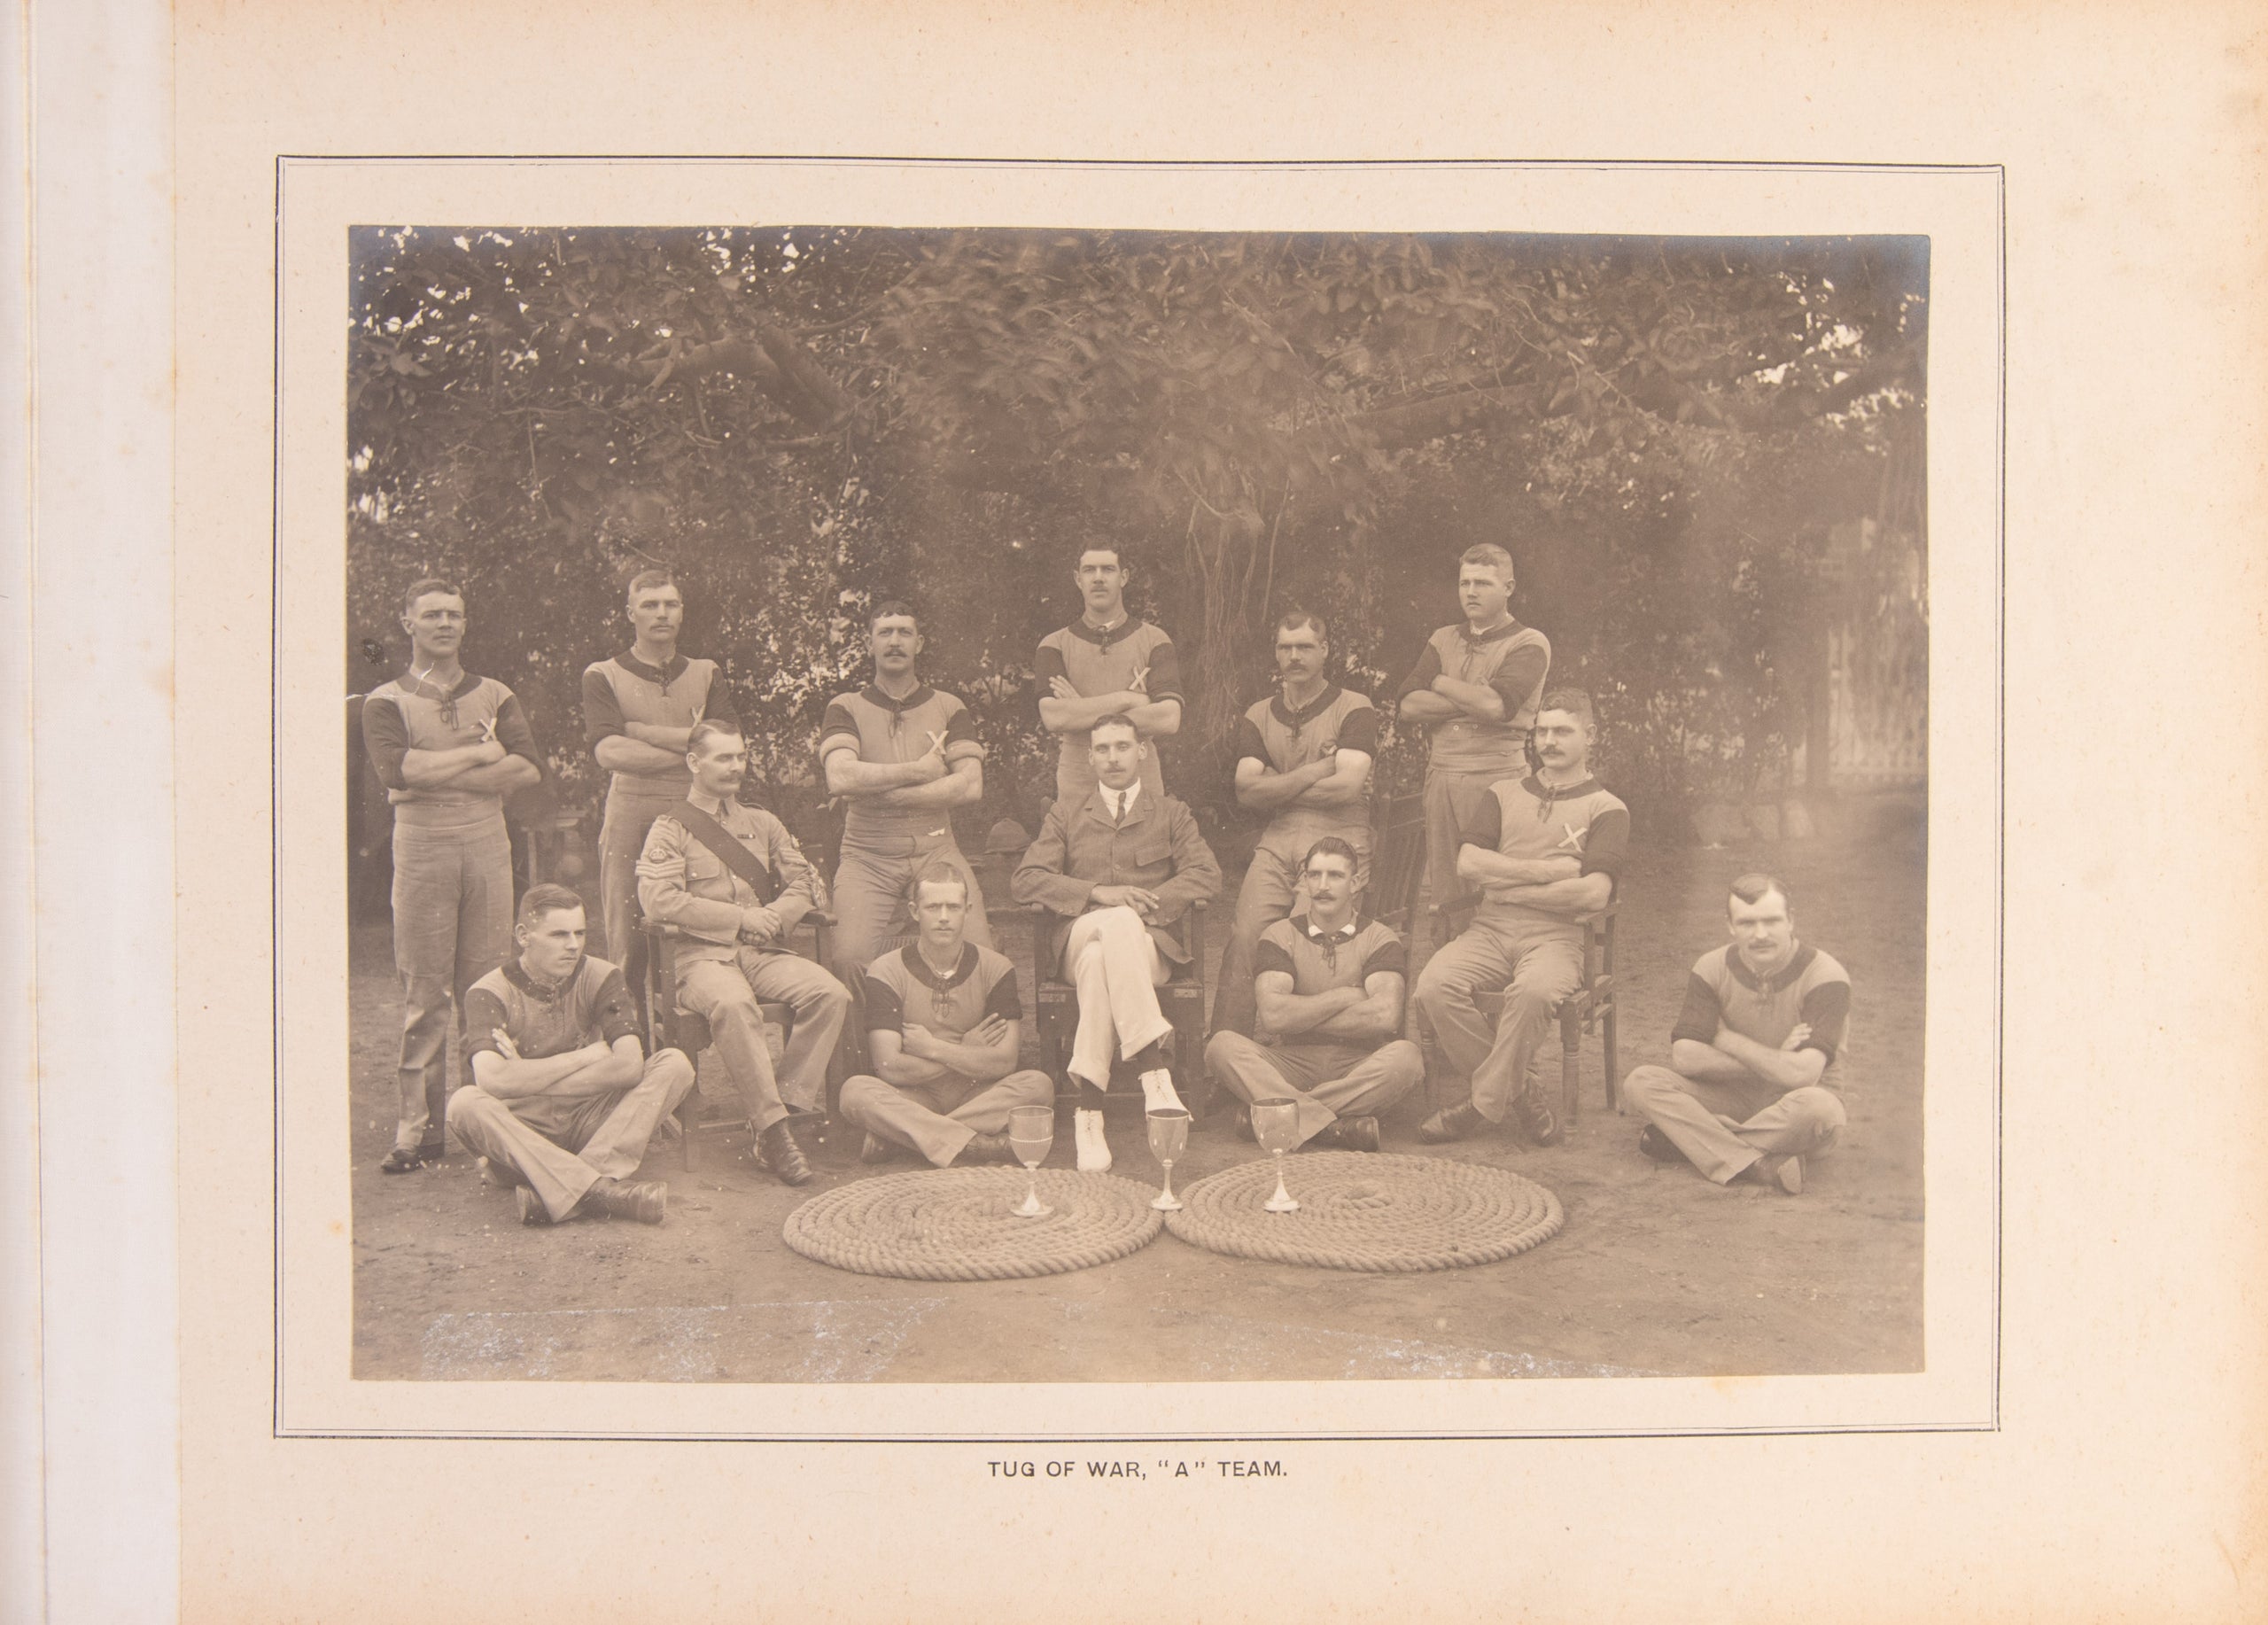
[1107,781,1143,819]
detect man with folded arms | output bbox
[581,568,737,964]
[449,884,691,1227]
[636,720,850,1186]
[1209,609,1379,1040]
[819,600,992,988]
[1012,714,1222,1172]
[1394,543,1550,924]
[1620,873,1851,1195]
[838,862,1052,1168]
[1411,688,1626,1148]
[1036,540,1184,811]
[361,577,544,1173]
[1202,837,1421,1152]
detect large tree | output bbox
[348,225,1924,820]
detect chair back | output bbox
[1365,791,1427,936]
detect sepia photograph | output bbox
[336,217,1930,1388]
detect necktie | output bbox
[1114,791,1127,824]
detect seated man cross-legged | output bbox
[1203,837,1422,1153]
[1620,872,1851,1195]
[1411,688,1627,1147]
[838,863,1054,1168]
[1011,712,1222,1172]
[635,719,852,1187]
[447,883,694,1227]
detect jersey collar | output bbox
[1063,615,1142,649]
[901,941,978,992]
[1270,682,1343,729]
[616,649,691,686]
[1456,616,1525,647]
[1522,773,1600,801]
[400,666,482,700]
[501,955,582,1002]
[860,681,936,712]
[1297,911,1367,944]
[1725,941,1816,992]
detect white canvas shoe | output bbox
[1138,1069,1184,1115]
[1074,1108,1113,1173]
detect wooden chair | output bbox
[1026,902,1212,1118]
[1415,897,1620,1125]
[1364,791,1429,937]
[635,911,835,1168]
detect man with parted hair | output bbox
[581,567,737,964]
[1619,873,1852,1195]
[819,600,992,991]
[1394,542,1551,922]
[636,719,850,1186]
[837,862,1052,1168]
[448,884,691,1226]
[1012,712,1222,1172]
[361,578,545,1173]
[1203,836,1422,1153]
[1035,540,1184,811]
[1210,607,1379,1038]
[1411,688,1626,1147]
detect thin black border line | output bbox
[273,154,2004,1443]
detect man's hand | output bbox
[1090,885,1160,917]
[1048,674,1081,703]
[901,1022,939,1060]
[738,906,781,946]
[963,1014,1011,1049]
[493,1030,522,1061]
[1779,1023,1813,1052]
[913,730,950,781]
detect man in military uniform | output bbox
[449,884,691,1226]
[581,569,736,963]
[636,720,850,1186]
[819,600,991,991]
[1210,609,1379,1038]
[1202,838,1421,1152]
[360,579,544,1173]
[1012,714,1221,1172]
[1394,543,1550,924]
[1035,541,1184,811]
[838,863,1052,1168]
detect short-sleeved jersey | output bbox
[462,954,641,1064]
[818,683,986,842]
[361,669,542,833]
[1035,617,1181,805]
[1252,914,1407,1045]
[1460,774,1629,926]
[1670,944,1852,1088]
[580,651,734,802]
[1394,618,1551,774]
[1232,683,1380,860]
[861,942,1021,1042]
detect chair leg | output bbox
[1603,1005,1619,1113]
[1561,1008,1581,1125]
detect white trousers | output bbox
[1058,906,1174,1090]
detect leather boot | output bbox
[1308,1115,1380,1153]
[959,1130,1018,1165]
[582,1177,668,1225]
[1417,1100,1487,1143]
[757,1118,815,1186]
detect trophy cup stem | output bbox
[1264,1150,1300,1212]
[1152,1161,1181,1211]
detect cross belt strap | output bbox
[666,800,780,906]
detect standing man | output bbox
[1035,541,1184,812]
[1411,689,1626,1148]
[361,578,544,1174]
[636,720,850,1186]
[1620,874,1851,1195]
[1210,609,1379,1038]
[1012,715,1222,1172]
[838,863,1052,1168]
[1394,543,1551,921]
[819,600,991,991]
[1202,838,1422,1153]
[448,884,692,1227]
[581,568,737,964]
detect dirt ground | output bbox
[349,795,1925,1383]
